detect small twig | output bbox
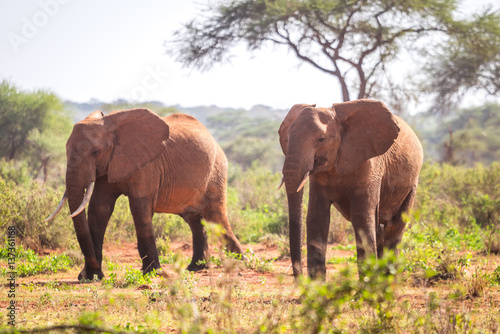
[0,325,131,334]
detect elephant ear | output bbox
[334,100,400,175]
[279,103,316,155]
[105,108,169,183]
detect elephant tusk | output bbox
[277,176,284,191]
[44,192,68,222]
[70,182,95,218]
[296,172,310,192]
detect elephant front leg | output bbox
[181,212,209,271]
[129,197,161,274]
[85,182,120,280]
[350,200,378,278]
[306,185,331,279]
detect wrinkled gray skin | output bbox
[47,109,243,280]
[279,99,423,279]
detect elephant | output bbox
[46,108,243,280]
[278,99,423,279]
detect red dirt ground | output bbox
[14,241,357,288]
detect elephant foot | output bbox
[78,267,104,282]
[307,251,327,280]
[142,264,162,276]
[155,268,176,278]
[225,236,244,255]
[187,259,208,271]
[307,262,327,280]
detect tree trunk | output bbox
[42,156,49,184]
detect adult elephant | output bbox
[278,99,423,279]
[46,109,243,280]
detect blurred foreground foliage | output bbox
[2,244,499,333]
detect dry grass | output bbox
[2,242,500,333]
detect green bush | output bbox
[491,266,500,285]
[0,241,76,277]
[0,165,75,250]
[269,253,403,333]
[417,162,500,229]
[227,165,288,243]
[101,263,157,288]
[152,213,190,242]
[408,163,500,259]
[0,159,32,186]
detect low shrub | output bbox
[0,241,76,277]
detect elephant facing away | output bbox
[46,109,243,280]
[278,99,423,279]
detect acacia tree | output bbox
[168,0,500,112]
[423,9,500,112]
[0,80,71,181]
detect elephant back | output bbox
[156,113,226,211]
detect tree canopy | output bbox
[168,0,500,112]
[422,8,500,112]
[0,80,71,181]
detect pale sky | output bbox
[1,0,498,110]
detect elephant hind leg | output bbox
[373,202,390,259]
[200,191,243,256]
[384,186,417,253]
[204,209,243,255]
[181,212,209,271]
[223,225,244,255]
[376,212,386,259]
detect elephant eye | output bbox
[91,149,100,157]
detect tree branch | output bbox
[273,23,338,77]
[2,325,131,334]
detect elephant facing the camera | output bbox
[46,109,243,280]
[279,99,423,279]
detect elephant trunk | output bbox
[65,170,99,270]
[285,189,304,278]
[283,154,313,279]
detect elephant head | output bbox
[46,108,169,279]
[278,99,400,277]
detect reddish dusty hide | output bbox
[279,99,423,279]
[47,109,242,280]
